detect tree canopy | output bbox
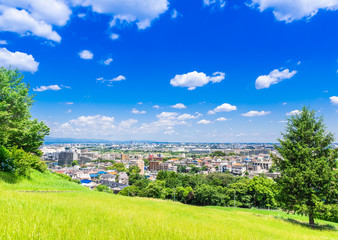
[273,107,338,226]
[0,68,49,155]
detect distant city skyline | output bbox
[0,0,337,142]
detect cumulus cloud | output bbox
[0,48,39,73]
[33,85,62,92]
[208,103,237,114]
[65,102,74,105]
[79,50,93,60]
[197,119,212,124]
[241,111,271,117]
[104,58,113,65]
[71,0,169,30]
[216,117,230,121]
[170,71,225,90]
[255,69,297,89]
[0,40,7,45]
[153,105,160,109]
[249,0,338,23]
[118,119,138,130]
[131,108,146,114]
[171,103,186,109]
[286,110,301,116]
[177,113,202,120]
[329,96,338,105]
[0,0,71,42]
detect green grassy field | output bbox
[0,171,337,240]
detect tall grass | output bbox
[0,171,337,240]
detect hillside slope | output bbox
[0,171,337,240]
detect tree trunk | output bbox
[309,212,315,227]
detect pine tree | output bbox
[273,107,337,226]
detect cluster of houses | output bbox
[147,153,279,178]
[45,146,279,192]
[52,165,130,192]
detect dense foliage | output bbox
[0,68,49,156]
[0,145,47,176]
[120,171,278,209]
[273,107,338,225]
[0,68,50,177]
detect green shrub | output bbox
[96,184,112,193]
[0,146,47,176]
[0,146,16,173]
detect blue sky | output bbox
[0,0,337,142]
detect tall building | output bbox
[149,161,161,172]
[130,160,145,175]
[58,151,78,166]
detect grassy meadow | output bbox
[0,171,337,240]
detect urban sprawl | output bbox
[42,143,286,193]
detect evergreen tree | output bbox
[273,107,337,226]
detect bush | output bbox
[0,146,47,176]
[96,184,112,193]
[0,146,15,173]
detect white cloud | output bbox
[249,0,338,23]
[171,103,186,109]
[138,111,187,134]
[71,0,169,30]
[255,69,297,89]
[78,13,86,18]
[79,50,93,60]
[0,1,70,42]
[0,40,7,45]
[329,96,338,105]
[208,103,237,114]
[203,0,226,8]
[153,105,160,109]
[137,102,143,105]
[286,110,301,116]
[170,71,225,90]
[104,58,113,65]
[197,119,212,124]
[110,33,119,40]
[131,108,146,114]
[241,111,271,117]
[164,130,176,135]
[177,113,201,120]
[65,102,74,105]
[33,85,62,92]
[283,102,287,105]
[97,75,126,86]
[66,109,72,113]
[118,119,138,130]
[0,48,39,73]
[216,117,229,121]
[171,9,180,19]
[54,115,116,138]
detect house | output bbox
[99,180,128,193]
[100,174,116,182]
[118,172,129,185]
[232,163,246,175]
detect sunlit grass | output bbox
[0,171,337,240]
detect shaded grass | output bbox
[0,171,337,240]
